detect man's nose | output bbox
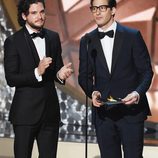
[37,13,42,19]
[96,8,101,14]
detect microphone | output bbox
[84,33,91,158]
[91,49,97,86]
[84,33,91,51]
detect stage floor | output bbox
[0,138,158,158]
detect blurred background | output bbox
[0,0,158,157]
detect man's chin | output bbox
[96,21,104,27]
[97,24,104,28]
[32,25,44,30]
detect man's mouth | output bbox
[96,17,102,20]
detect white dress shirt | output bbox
[25,25,45,81]
[25,25,64,83]
[98,21,117,73]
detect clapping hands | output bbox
[58,63,73,80]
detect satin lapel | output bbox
[91,29,110,75]
[44,30,50,57]
[111,24,124,74]
[23,27,40,66]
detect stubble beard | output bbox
[28,19,45,31]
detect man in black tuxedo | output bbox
[4,0,73,157]
[78,0,153,158]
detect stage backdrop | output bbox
[0,0,158,145]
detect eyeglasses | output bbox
[90,5,110,13]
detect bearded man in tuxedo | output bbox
[4,0,73,157]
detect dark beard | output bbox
[31,24,44,31]
[29,21,45,31]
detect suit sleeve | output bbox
[132,31,153,97]
[4,37,38,87]
[78,36,94,98]
[53,33,65,85]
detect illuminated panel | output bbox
[74,24,96,41]
[68,1,89,13]
[61,0,80,12]
[153,22,158,63]
[147,91,158,123]
[120,7,156,22]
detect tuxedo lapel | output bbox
[23,27,40,66]
[91,29,110,75]
[111,24,124,74]
[44,30,50,57]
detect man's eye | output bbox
[100,6,106,9]
[30,11,37,15]
[41,10,45,14]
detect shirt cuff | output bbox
[56,72,64,84]
[92,91,101,98]
[34,68,42,82]
[133,91,140,104]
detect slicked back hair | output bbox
[90,0,117,8]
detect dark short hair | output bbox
[90,0,117,8]
[17,0,45,27]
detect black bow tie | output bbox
[30,30,45,39]
[98,30,114,39]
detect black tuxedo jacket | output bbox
[4,27,64,125]
[78,23,153,123]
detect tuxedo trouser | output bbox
[95,117,144,158]
[13,122,59,158]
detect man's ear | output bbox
[111,7,116,16]
[22,13,26,20]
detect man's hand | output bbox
[37,57,52,76]
[92,91,102,107]
[58,63,73,80]
[122,91,140,105]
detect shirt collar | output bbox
[25,24,35,34]
[98,21,117,34]
[25,24,43,35]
